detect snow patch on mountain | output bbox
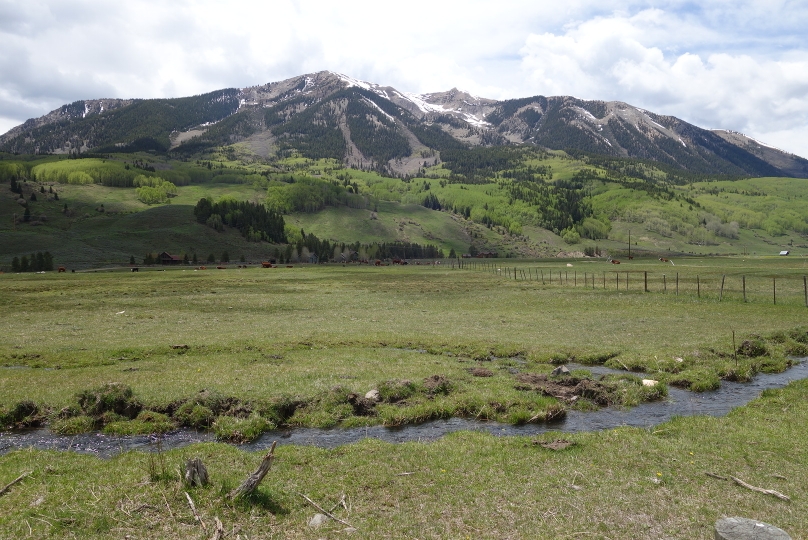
[362,97,395,122]
[330,71,372,91]
[401,92,448,114]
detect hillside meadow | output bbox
[3,150,808,273]
[0,262,807,538]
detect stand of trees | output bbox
[11,252,54,272]
[194,198,286,243]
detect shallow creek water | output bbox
[2,360,806,458]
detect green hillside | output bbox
[1,147,806,271]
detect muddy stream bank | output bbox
[2,360,806,458]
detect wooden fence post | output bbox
[541,270,544,284]
[773,277,776,305]
[804,276,807,307]
[743,275,747,303]
[644,271,648,292]
[697,275,700,298]
[574,271,577,287]
[719,275,725,302]
[663,274,666,293]
[676,272,679,296]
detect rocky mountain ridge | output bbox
[2,71,807,178]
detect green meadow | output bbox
[0,262,806,538]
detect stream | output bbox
[2,359,806,458]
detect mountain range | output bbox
[2,71,807,178]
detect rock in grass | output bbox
[308,513,329,528]
[715,517,791,539]
[642,379,658,387]
[551,365,570,376]
[364,389,380,401]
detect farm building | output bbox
[158,252,182,265]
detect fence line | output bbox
[450,259,808,307]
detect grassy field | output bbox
[0,260,806,538]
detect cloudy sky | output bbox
[2,0,808,157]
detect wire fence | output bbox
[451,259,808,307]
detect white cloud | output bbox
[1,0,808,157]
[518,8,808,155]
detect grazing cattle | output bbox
[392,258,402,265]
[375,259,381,266]
[628,256,634,260]
[131,267,139,272]
[216,266,226,270]
[659,257,669,263]
[286,265,293,268]
[57,266,66,273]
[198,266,206,270]
[610,259,621,265]
[261,261,272,268]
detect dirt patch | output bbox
[423,374,453,395]
[533,439,576,451]
[346,393,377,416]
[515,373,613,406]
[469,367,494,377]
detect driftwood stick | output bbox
[328,493,346,514]
[210,516,224,540]
[184,491,207,530]
[730,476,791,501]
[162,492,174,519]
[705,471,728,481]
[229,441,277,500]
[0,471,31,498]
[298,493,354,528]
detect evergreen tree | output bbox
[20,255,29,272]
[183,253,189,265]
[43,252,53,271]
[35,252,45,272]
[221,251,229,263]
[30,192,37,201]
[11,257,20,272]
[192,253,198,264]
[23,207,30,222]
[207,253,215,263]
[129,255,136,265]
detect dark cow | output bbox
[131,267,139,272]
[57,266,66,273]
[610,259,621,265]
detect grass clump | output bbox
[51,415,96,435]
[103,410,174,435]
[213,413,275,443]
[0,400,41,429]
[77,382,142,418]
[174,402,216,429]
[378,379,421,403]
